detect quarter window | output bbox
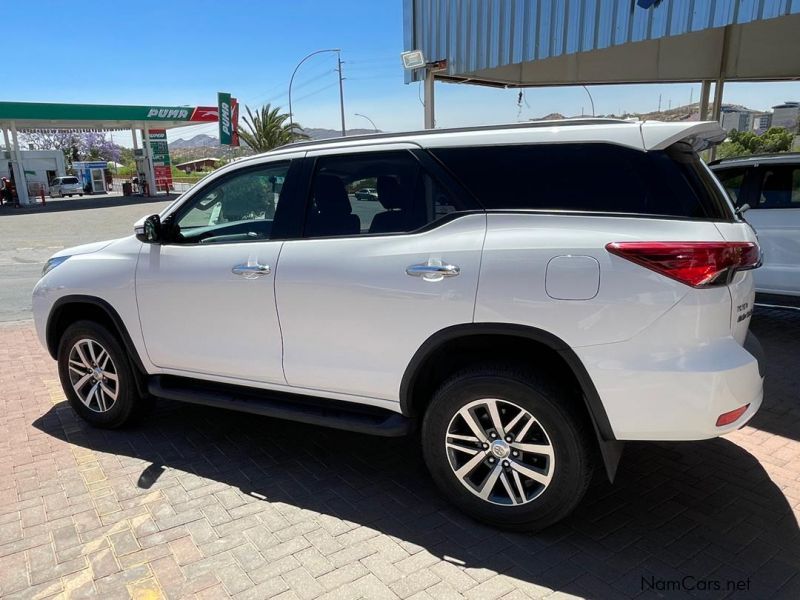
[714,168,748,207]
[304,151,460,237]
[432,143,732,220]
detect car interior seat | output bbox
[308,174,361,236]
[369,175,409,234]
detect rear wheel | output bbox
[57,320,142,428]
[421,367,593,531]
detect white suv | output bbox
[33,120,764,530]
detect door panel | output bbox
[746,165,800,295]
[136,242,284,381]
[276,214,486,400]
[135,156,302,382]
[746,207,800,295]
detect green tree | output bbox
[717,127,793,159]
[238,104,308,153]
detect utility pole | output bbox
[337,52,346,136]
[658,93,662,113]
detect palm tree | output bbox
[238,104,308,153]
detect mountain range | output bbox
[169,127,378,150]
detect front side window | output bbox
[757,166,800,208]
[304,151,460,238]
[174,161,289,244]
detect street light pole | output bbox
[582,85,595,117]
[288,48,345,136]
[354,113,378,132]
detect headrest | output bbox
[314,174,352,215]
[377,175,404,210]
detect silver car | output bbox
[50,176,84,198]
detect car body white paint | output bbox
[711,155,800,297]
[33,119,763,442]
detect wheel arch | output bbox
[400,323,623,480]
[46,295,149,396]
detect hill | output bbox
[168,127,381,163]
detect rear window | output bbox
[61,177,79,184]
[430,142,733,220]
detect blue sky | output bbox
[6,0,799,142]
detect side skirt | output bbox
[148,375,411,437]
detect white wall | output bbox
[0,150,66,189]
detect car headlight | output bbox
[42,255,70,276]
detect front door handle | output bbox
[406,262,460,281]
[232,263,271,279]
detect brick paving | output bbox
[0,307,798,599]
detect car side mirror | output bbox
[135,214,163,243]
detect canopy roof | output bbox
[404,0,800,87]
[0,101,219,131]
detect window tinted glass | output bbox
[175,162,289,244]
[714,167,748,206]
[61,177,79,184]
[432,142,732,220]
[304,151,460,237]
[757,166,800,208]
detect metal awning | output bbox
[404,0,800,87]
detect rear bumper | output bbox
[575,336,763,441]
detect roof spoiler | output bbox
[640,121,727,152]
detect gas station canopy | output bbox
[0,99,234,205]
[0,100,219,131]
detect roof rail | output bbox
[276,118,632,152]
[708,151,800,165]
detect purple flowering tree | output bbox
[19,131,122,163]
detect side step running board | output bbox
[148,375,411,437]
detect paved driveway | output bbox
[0,307,798,599]
[1,199,798,598]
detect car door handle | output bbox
[406,263,460,281]
[232,263,271,278]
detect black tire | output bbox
[421,366,593,531]
[57,320,142,429]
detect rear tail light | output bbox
[716,404,750,427]
[605,241,760,287]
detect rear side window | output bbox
[757,166,800,208]
[61,177,79,184]
[431,142,733,220]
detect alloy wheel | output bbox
[67,338,119,413]
[445,398,555,506]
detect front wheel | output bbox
[421,367,593,531]
[57,320,142,428]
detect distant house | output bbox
[174,158,218,173]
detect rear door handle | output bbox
[406,262,460,281]
[232,263,271,279]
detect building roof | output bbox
[404,0,800,87]
[174,158,219,168]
